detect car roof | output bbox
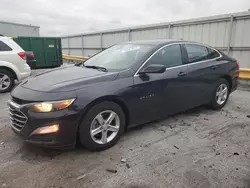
[124,39,216,50]
[124,39,188,46]
[125,39,215,47]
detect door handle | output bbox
[178,72,186,77]
[211,65,219,69]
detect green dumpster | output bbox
[13,37,62,68]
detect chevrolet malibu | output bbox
[8,40,239,151]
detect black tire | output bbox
[0,69,15,93]
[209,78,230,110]
[79,101,126,151]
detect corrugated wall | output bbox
[0,21,40,37]
[62,11,250,68]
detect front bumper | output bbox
[8,100,81,149]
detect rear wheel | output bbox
[79,101,125,151]
[209,78,230,109]
[0,69,15,93]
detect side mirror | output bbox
[139,64,166,74]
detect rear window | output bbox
[0,41,12,51]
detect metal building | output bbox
[62,11,250,69]
[0,21,40,37]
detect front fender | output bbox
[0,60,21,80]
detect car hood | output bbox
[20,66,118,92]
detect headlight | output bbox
[28,99,75,113]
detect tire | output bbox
[79,101,126,151]
[0,69,15,93]
[209,78,230,110]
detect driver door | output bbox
[130,44,191,125]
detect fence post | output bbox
[128,29,131,41]
[168,24,171,39]
[81,35,84,56]
[68,37,70,55]
[100,33,103,51]
[227,15,234,55]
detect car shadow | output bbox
[15,143,65,161]
[128,105,209,133]
[16,105,216,159]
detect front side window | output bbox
[147,44,183,68]
[0,41,12,51]
[185,44,208,63]
[83,44,153,71]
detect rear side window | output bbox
[207,48,221,59]
[185,44,208,63]
[0,41,12,51]
[148,44,183,68]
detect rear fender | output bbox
[0,60,20,80]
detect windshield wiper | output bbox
[83,65,108,72]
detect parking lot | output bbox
[0,68,249,188]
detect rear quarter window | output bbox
[0,41,12,51]
[207,48,221,59]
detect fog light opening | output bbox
[31,124,59,135]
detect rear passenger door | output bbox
[182,44,222,106]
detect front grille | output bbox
[8,103,28,131]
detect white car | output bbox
[0,36,31,93]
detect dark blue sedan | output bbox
[8,40,239,151]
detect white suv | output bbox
[0,36,31,93]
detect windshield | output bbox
[83,44,153,71]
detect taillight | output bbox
[236,61,240,68]
[18,52,26,60]
[30,52,35,59]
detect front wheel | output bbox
[79,101,125,151]
[209,78,230,110]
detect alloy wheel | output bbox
[90,110,120,144]
[216,83,228,105]
[0,73,11,91]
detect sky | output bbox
[0,0,250,36]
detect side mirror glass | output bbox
[139,64,166,74]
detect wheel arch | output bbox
[76,95,130,142]
[0,65,18,80]
[221,74,232,92]
[84,96,129,125]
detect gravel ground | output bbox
[0,68,250,188]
